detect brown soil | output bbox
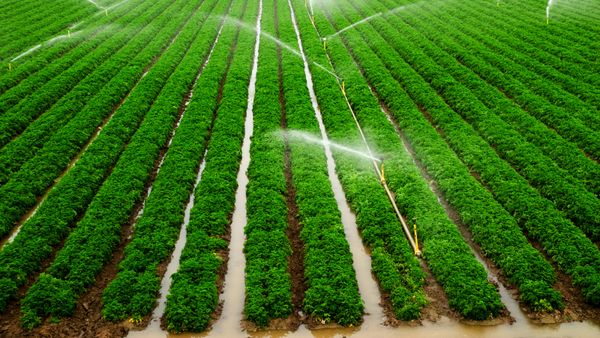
[524,241,600,325]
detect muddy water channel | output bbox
[287,0,384,329]
[135,318,599,338]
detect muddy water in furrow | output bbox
[128,151,209,338]
[127,12,229,337]
[205,1,262,337]
[287,0,384,329]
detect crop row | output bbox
[0,0,199,310]
[412,1,600,142]
[0,1,174,149]
[281,0,365,326]
[19,0,223,327]
[164,0,256,332]
[320,0,564,312]
[365,0,600,240]
[454,1,600,114]
[376,0,600,198]
[330,0,600,306]
[313,1,510,319]
[506,0,598,61]
[102,0,235,323]
[512,0,600,62]
[0,0,212,319]
[289,0,429,321]
[243,0,293,327]
[0,0,143,95]
[0,0,95,60]
[0,0,188,240]
[0,0,151,113]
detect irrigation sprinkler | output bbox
[301,3,421,256]
[332,77,421,256]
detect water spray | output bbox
[304,1,421,256]
[546,0,554,24]
[324,12,383,40]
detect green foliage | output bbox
[21,274,76,329]
[18,0,228,326]
[101,0,234,321]
[0,0,201,314]
[280,0,364,326]
[165,0,260,331]
[519,280,563,312]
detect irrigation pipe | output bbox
[305,2,421,256]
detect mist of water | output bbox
[10,30,83,62]
[282,130,381,163]
[546,0,554,23]
[85,0,105,10]
[324,12,382,40]
[322,2,421,41]
[220,15,340,79]
[10,45,41,62]
[69,21,83,30]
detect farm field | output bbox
[0,0,599,337]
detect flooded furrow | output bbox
[207,1,262,336]
[1,13,190,249]
[128,15,228,337]
[287,0,384,328]
[128,150,209,338]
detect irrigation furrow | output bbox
[288,0,384,326]
[163,0,256,332]
[208,0,261,335]
[276,0,306,325]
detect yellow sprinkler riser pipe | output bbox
[309,14,421,256]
